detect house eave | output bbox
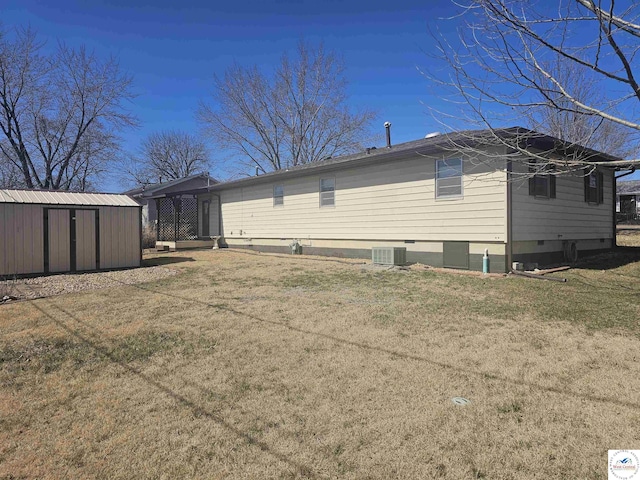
[206,127,626,192]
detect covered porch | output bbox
[154,193,221,251]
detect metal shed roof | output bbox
[0,189,140,207]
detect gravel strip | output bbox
[0,266,179,302]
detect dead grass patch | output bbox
[617,229,640,247]
[1,249,639,479]
[0,330,190,377]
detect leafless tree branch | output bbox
[427,0,640,171]
[198,41,377,175]
[0,26,137,191]
[123,130,211,186]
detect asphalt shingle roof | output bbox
[208,127,622,191]
[124,173,217,197]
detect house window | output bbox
[584,171,604,204]
[320,178,335,207]
[528,160,556,198]
[273,185,284,206]
[436,158,463,198]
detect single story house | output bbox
[0,190,141,276]
[165,127,620,273]
[616,179,640,221]
[124,173,217,228]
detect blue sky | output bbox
[3,0,638,190]
[2,0,463,190]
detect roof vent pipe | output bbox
[384,121,392,148]
[255,167,259,176]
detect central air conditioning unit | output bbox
[372,247,406,266]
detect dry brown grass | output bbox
[2,248,640,479]
[617,229,640,247]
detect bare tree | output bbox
[198,41,376,174]
[429,0,640,170]
[527,59,638,160]
[0,161,21,189]
[124,130,211,186]
[0,27,136,191]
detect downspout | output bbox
[506,159,513,272]
[614,167,636,248]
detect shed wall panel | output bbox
[1,205,11,275]
[21,205,44,274]
[98,206,140,269]
[126,207,139,266]
[99,207,116,269]
[117,208,126,267]
[0,204,44,276]
[1,204,15,275]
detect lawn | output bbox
[1,246,640,479]
[617,226,640,247]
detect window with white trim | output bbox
[273,184,284,206]
[320,178,335,207]
[436,158,463,198]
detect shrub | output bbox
[142,224,156,249]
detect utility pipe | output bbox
[510,270,567,282]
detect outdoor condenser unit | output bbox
[372,247,406,266]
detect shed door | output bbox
[48,209,71,273]
[74,210,97,271]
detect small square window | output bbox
[436,158,462,198]
[273,185,284,206]
[320,178,335,207]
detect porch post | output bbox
[174,197,179,243]
[155,199,160,240]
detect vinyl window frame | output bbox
[319,177,335,207]
[273,184,284,207]
[435,158,463,199]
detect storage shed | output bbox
[0,190,142,276]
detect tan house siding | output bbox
[219,154,507,243]
[511,162,614,242]
[198,194,220,237]
[193,145,616,271]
